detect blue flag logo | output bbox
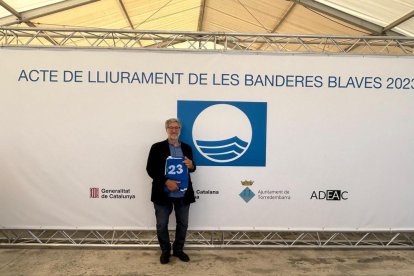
[178,101,267,167]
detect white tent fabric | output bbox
[0,0,413,37]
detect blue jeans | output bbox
[154,198,190,253]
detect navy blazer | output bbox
[146,139,196,205]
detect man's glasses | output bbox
[167,126,181,130]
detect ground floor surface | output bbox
[1,248,413,275]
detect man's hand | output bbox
[183,156,194,170]
[165,179,180,191]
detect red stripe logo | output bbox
[90,187,99,198]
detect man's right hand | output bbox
[165,179,180,192]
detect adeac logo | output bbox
[310,190,349,201]
[178,100,267,166]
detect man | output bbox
[146,118,196,264]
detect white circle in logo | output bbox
[192,104,252,163]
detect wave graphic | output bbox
[195,136,249,162]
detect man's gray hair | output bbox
[165,118,181,129]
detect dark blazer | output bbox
[146,139,196,205]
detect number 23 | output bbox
[168,164,183,175]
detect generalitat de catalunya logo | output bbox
[177,100,267,166]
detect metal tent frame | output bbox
[1,229,414,248]
[1,27,414,54]
[1,27,414,248]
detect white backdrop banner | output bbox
[0,48,413,230]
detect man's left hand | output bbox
[183,156,194,170]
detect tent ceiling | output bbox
[0,0,413,37]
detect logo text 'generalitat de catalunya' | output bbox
[178,100,267,167]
